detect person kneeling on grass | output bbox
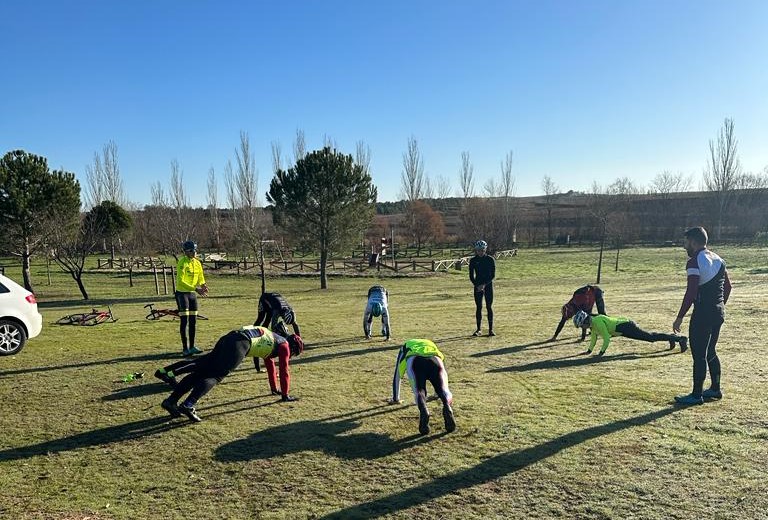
[573,310,687,357]
[159,326,304,422]
[389,339,455,435]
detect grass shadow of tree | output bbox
[0,416,184,463]
[317,406,682,519]
[470,338,568,358]
[292,344,399,366]
[0,352,179,379]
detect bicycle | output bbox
[144,303,209,321]
[56,306,118,326]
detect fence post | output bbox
[162,267,168,295]
[153,265,160,295]
[432,260,436,272]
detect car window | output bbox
[0,283,8,293]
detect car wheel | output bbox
[0,319,27,356]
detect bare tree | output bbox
[400,136,425,202]
[435,175,452,199]
[499,150,517,246]
[703,118,742,240]
[84,140,126,209]
[500,151,515,198]
[207,167,220,249]
[649,170,692,199]
[233,131,270,293]
[50,211,105,300]
[323,134,338,150]
[459,151,475,199]
[293,128,306,162]
[541,175,559,245]
[355,140,372,177]
[483,178,499,197]
[271,141,284,174]
[423,176,435,199]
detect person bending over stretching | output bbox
[390,339,456,435]
[363,284,391,340]
[551,284,606,341]
[159,326,303,422]
[573,310,687,357]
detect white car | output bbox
[0,273,43,355]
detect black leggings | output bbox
[169,332,250,406]
[176,291,199,350]
[473,284,494,331]
[615,321,678,343]
[411,356,452,412]
[689,308,724,395]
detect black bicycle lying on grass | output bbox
[144,303,209,321]
[56,306,118,326]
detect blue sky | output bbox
[2,0,767,206]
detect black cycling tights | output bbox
[474,284,494,332]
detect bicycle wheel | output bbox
[197,314,209,320]
[56,314,85,325]
[146,311,161,320]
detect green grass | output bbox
[1,246,767,519]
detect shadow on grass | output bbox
[304,336,368,350]
[102,382,169,401]
[470,338,568,358]
[216,404,441,462]
[0,416,184,462]
[317,406,682,519]
[292,344,399,366]
[37,294,234,310]
[0,352,180,379]
[487,349,679,373]
[748,268,768,275]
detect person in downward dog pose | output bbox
[390,339,456,435]
[363,284,391,340]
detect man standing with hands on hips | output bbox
[673,227,731,405]
[469,239,496,337]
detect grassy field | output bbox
[1,246,767,519]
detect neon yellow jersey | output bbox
[176,256,206,292]
[398,339,445,377]
[589,315,630,352]
[239,326,277,358]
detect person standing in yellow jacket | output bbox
[390,339,456,435]
[176,240,209,356]
[574,311,687,356]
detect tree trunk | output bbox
[319,247,328,289]
[259,240,266,294]
[73,273,89,300]
[596,228,605,284]
[22,241,34,293]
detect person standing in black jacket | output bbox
[469,240,496,336]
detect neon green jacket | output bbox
[392,339,445,402]
[238,325,277,358]
[176,256,206,293]
[589,315,630,353]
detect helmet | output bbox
[288,334,304,357]
[474,240,488,251]
[182,240,197,252]
[371,302,383,318]
[573,310,589,328]
[282,308,295,324]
